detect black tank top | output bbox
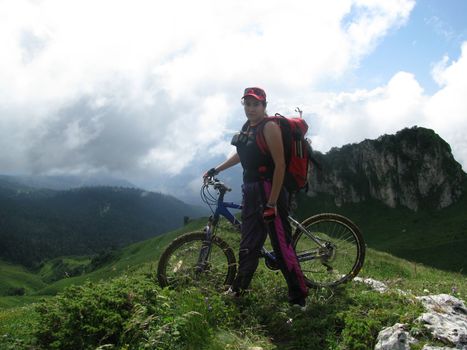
[236,119,274,183]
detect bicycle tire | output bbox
[293,213,365,288]
[157,232,237,290]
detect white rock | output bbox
[354,277,388,293]
[422,345,456,350]
[374,323,418,350]
[416,294,467,349]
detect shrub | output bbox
[6,287,25,296]
[33,273,237,350]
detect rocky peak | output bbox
[308,127,466,211]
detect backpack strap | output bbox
[255,115,290,155]
[255,117,273,155]
[240,117,274,153]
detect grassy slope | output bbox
[2,182,465,302]
[0,219,205,311]
[36,218,206,294]
[1,188,466,348]
[295,189,467,274]
[0,216,466,350]
[1,187,466,303]
[0,261,47,297]
[0,164,465,349]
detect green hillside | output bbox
[1,215,466,349]
[0,218,205,304]
[33,218,205,297]
[295,184,467,274]
[0,261,47,297]
[0,183,206,268]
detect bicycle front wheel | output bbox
[293,213,365,288]
[157,232,237,290]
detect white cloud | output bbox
[0,0,426,185]
[309,73,425,152]
[425,42,467,167]
[308,42,467,171]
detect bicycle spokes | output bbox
[293,214,365,288]
[158,233,237,290]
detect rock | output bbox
[416,294,467,349]
[374,323,418,350]
[308,127,465,211]
[354,277,388,293]
[356,277,467,349]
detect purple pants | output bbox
[231,181,308,301]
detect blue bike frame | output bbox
[206,189,282,263]
[204,183,326,265]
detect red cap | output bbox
[242,87,266,102]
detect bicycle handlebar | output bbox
[204,177,231,192]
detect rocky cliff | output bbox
[308,127,466,211]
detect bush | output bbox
[88,249,120,271]
[6,287,25,296]
[33,273,239,350]
[30,257,425,349]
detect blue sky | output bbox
[354,0,467,94]
[0,0,466,200]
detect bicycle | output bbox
[157,177,365,290]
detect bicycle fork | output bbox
[195,216,216,273]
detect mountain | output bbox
[308,126,466,211]
[0,174,135,191]
[297,126,467,273]
[0,183,207,268]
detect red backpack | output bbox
[251,113,312,193]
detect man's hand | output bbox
[263,205,277,223]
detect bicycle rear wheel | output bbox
[293,213,365,288]
[157,232,237,290]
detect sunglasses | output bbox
[241,99,263,108]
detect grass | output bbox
[0,261,47,297]
[0,217,208,306]
[37,256,91,283]
[0,304,39,349]
[295,190,467,274]
[1,191,466,349]
[362,249,467,299]
[0,268,427,350]
[1,214,466,349]
[35,218,207,295]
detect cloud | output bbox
[309,73,425,152]
[0,0,421,188]
[425,42,467,168]
[307,41,467,171]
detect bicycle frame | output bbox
[203,182,327,264]
[158,179,365,289]
[205,187,241,237]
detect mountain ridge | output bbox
[0,183,207,268]
[308,126,466,211]
[0,173,136,191]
